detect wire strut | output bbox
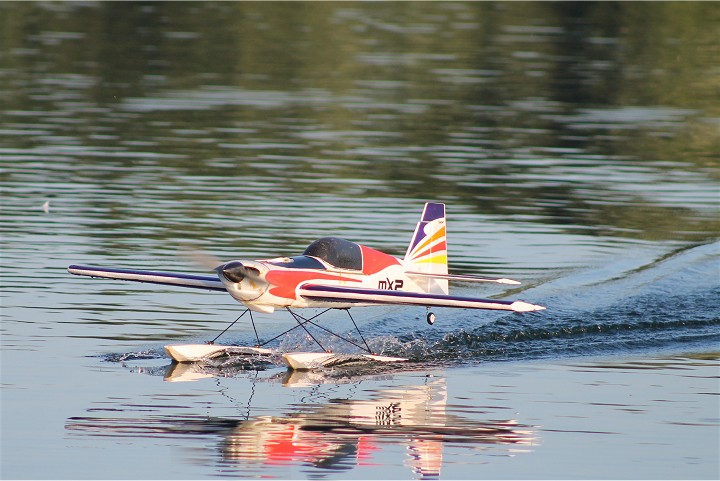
[283,308,372,354]
[210,309,249,344]
[260,308,333,347]
[248,309,260,346]
[210,307,373,354]
[287,308,328,353]
[344,308,372,354]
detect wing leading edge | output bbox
[298,284,545,313]
[68,265,226,291]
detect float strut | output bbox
[288,308,329,352]
[210,309,250,344]
[248,310,261,346]
[344,309,373,354]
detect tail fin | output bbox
[404,203,449,294]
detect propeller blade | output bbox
[179,244,224,271]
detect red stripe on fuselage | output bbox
[360,245,401,275]
[265,269,360,300]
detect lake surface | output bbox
[1,2,718,479]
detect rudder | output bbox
[404,203,449,294]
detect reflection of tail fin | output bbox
[404,203,449,294]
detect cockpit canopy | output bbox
[303,237,363,270]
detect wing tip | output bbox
[68,264,90,275]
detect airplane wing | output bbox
[298,284,545,313]
[405,271,521,285]
[68,265,226,291]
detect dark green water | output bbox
[1,2,718,479]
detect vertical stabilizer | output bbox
[404,203,449,294]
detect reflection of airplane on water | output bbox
[67,376,537,478]
[221,378,452,477]
[222,378,536,478]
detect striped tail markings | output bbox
[404,203,449,294]
[408,226,447,264]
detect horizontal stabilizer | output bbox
[406,271,521,285]
[298,284,545,312]
[68,265,226,291]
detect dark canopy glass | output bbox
[303,237,363,270]
[266,256,326,270]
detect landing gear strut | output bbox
[426,311,436,325]
[210,307,375,354]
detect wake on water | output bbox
[427,241,719,364]
[107,241,719,374]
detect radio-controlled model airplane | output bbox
[69,203,545,369]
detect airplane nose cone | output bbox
[219,261,246,283]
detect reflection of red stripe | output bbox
[264,424,334,464]
[357,436,380,465]
[264,424,296,463]
[413,241,447,261]
[265,270,360,299]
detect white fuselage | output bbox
[219,256,435,313]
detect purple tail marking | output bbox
[407,202,446,253]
